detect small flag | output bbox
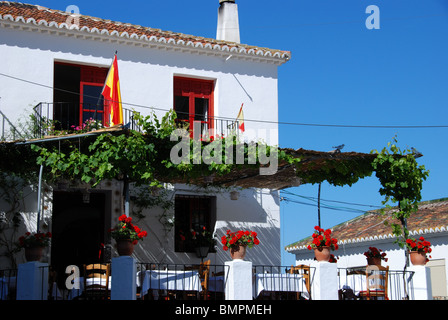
[102,54,123,126]
[237,103,245,132]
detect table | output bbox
[253,273,310,299]
[339,268,387,298]
[208,275,224,293]
[137,270,202,297]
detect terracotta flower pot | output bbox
[367,257,382,266]
[25,246,44,262]
[230,245,247,260]
[410,251,427,266]
[116,239,135,256]
[314,246,331,262]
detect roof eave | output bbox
[0,14,291,66]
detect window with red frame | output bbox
[174,195,216,253]
[173,77,214,138]
[53,62,108,130]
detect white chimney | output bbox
[216,0,240,43]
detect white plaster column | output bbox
[409,265,432,300]
[225,259,253,300]
[111,256,137,300]
[17,262,49,300]
[310,261,339,300]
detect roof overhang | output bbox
[0,2,290,66]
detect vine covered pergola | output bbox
[0,111,429,254]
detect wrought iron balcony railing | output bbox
[32,102,140,139]
[32,102,241,140]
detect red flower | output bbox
[221,229,260,251]
[406,236,431,255]
[307,226,338,251]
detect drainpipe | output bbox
[124,175,130,217]
[36,164,43,233]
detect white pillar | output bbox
[111,256,136,300]
[409,265,432,300]
[17,262,49,300]
[310,261,339,300]
[225,259,252,300]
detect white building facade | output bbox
[286,200,448,299]
[0,1,290,273]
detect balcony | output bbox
[32,102,241,140]
[32,102,140,139]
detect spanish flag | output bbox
[102,54,123,126]
[237,103,245,132]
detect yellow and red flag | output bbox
[102,54,123,126]
[237,103,245,132]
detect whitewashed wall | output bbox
[0,25,280,145]
[0,23,284,267]
[290,232,448,296]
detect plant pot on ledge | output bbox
[410,251,427,266]
[116,239,135,256]
[314,246,331,262]
[230,245,247,260]
[25,246,44,262]
[367,257,382,266]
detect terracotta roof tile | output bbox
[0,1,290,62]
[286,199,448,251]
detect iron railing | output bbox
[32,102,240,140]
[33,102,140,138]
[0,110,24,142]
[0,268,17,300]
[2,264,420,300]
[338,267,415,300]
[136,262,228,301]
[253,265,314,300]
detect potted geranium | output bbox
[364,247,388,265]
[17,231,52,262]
[191,226,216,258]
[221,230,260,260]
[406,236,432,265]
[307,226,338,262]
[109,214,148,256]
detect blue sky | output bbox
[29,0,448,265]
